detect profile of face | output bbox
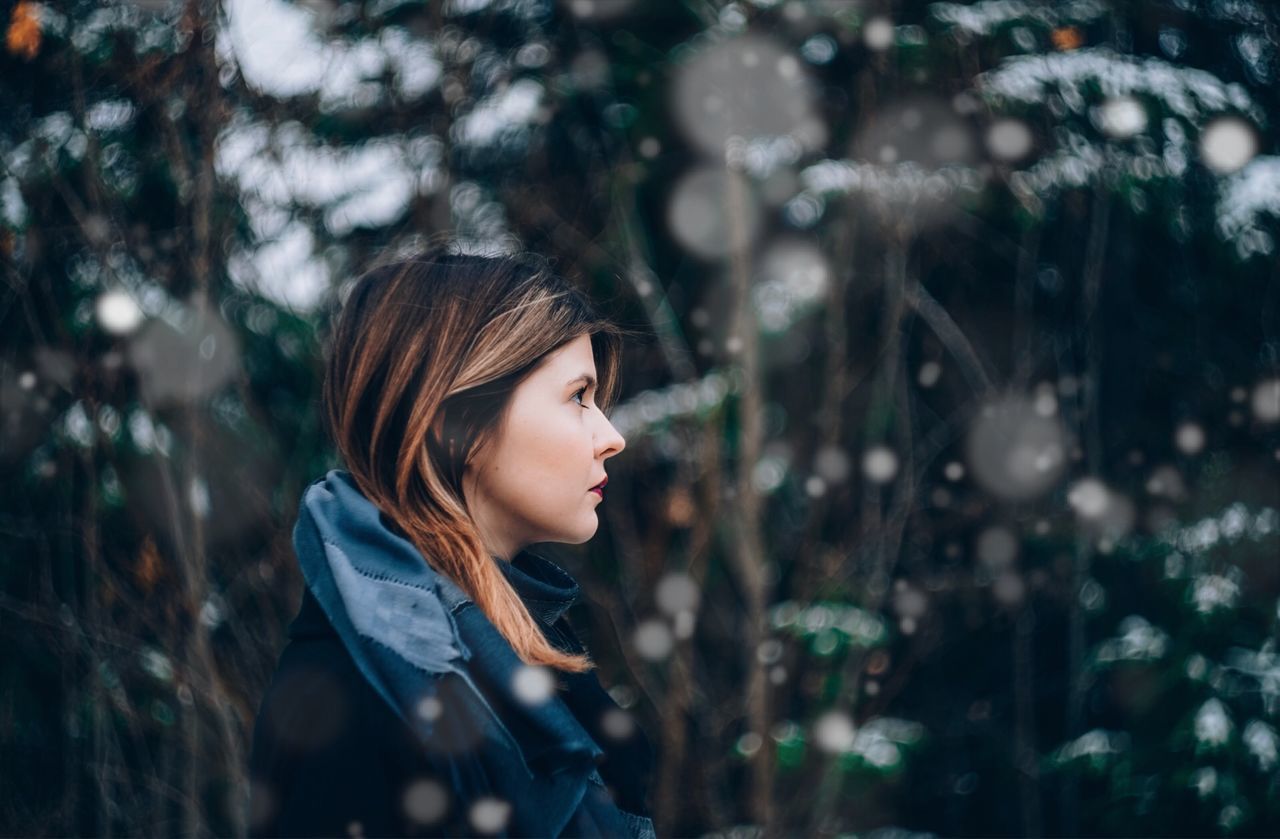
[460,333,626,561]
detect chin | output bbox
[565,519,599,545]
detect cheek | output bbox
[502,421,582,485]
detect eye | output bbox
[572,386,592,409]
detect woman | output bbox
[247,246,657,838]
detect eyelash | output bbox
[573,386,592,409]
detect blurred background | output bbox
[3,0,1280,835]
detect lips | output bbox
[589,476,608,496]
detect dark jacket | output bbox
[246,471,656,838]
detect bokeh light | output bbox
[862,445,899,484]
[1068,478,1111,519]
[511,665,555,706]
[95,290,145,335]
[976,526,1019,572]
[736,731,763,757]
[1070,479,1136,547]
[673,608,697,640]
[814,444,852,484]
[666,166,761,260]
[756,639,783,665]
[1200,116,1259,174]
[670,34,824,159]
[863,17,895,51]
[1174,421,1206,455]
[964,394,1069,502]
[633,618,675,661]
[402,778,449,826]
[1252,378,1280,423]
[918,360,942,388]
[893,580,927,623]
[468,797,512,835]
[1095,95,1148,138]
[125,304,240,408]
[600,707,636,741]
[753,238,831,333]
[1145,464,1188,501]
[655,572,700,616]
[416,695,443,722]
[986,117,1035,162]
[813,709,856,753]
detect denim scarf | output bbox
[292,469,641,837]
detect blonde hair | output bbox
[320,245,629,672]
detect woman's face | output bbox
[461,333,626,561]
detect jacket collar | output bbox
[495,549,582,627]
[288,548,582,640]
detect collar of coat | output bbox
[290,469,604,837]
[493,544,582,627]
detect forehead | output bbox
[534,334,596,379]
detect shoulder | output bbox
[251,583,396,759]
[248,619,479,835]
[251,633,379,763]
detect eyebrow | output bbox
[566,374,597,389]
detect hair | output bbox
[320,243,630,673]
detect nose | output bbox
[596,412,625,460]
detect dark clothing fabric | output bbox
[247,471,655,838]
[493,551,655,822]
[248,587,655,837]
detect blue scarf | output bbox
[292,469,645,837]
